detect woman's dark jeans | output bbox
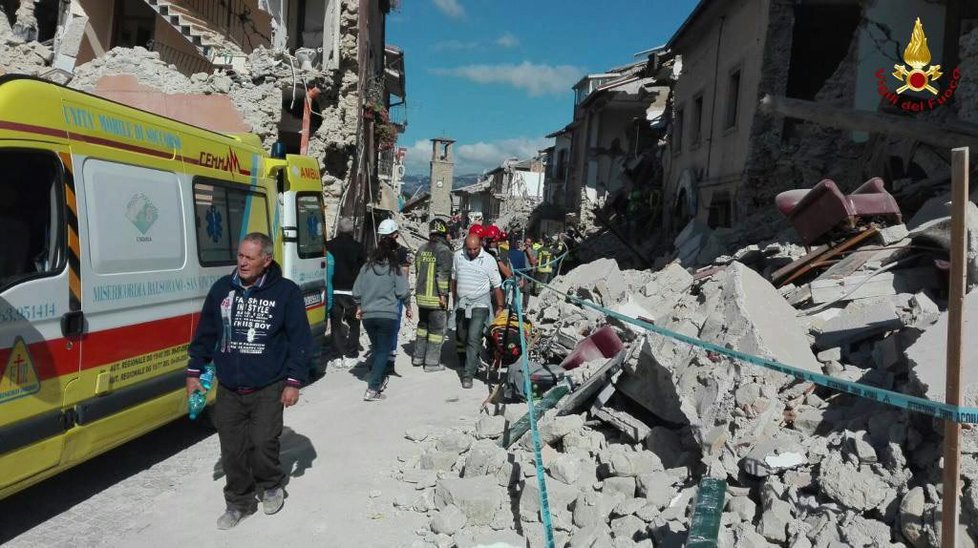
[362,317,398,391]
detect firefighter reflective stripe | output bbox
[415,249,440,308]
[429,333,444,343]
[417,327,428,338]
[538,248,553,273]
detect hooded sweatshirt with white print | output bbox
[187,262,312,390]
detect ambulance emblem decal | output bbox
[206,205,223,243]
[0,336,41,403]
[125,193,159,235]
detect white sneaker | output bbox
[343,357,360,368]
[328,358,345,369]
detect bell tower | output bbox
[429,137,455,219]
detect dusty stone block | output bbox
[420,450,459,472]
[429,504,467,536]
[727,496,757,522]
[602,476,637,498]
[741,438,808,477]
[436,432,472,454]
[758,499,792,543]
[433,476,503,526]
[475,415,506,439]
[572,490,620,528]
[462,440,507,477]
[817,453,889,512]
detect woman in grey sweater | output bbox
[353,237,411,401]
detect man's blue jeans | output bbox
[363,318,398,391]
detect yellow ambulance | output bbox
[0,75,328,499]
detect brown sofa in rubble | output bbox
[775,177,902,246]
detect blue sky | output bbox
[387,0,700,175]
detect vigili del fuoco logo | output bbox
[875,17,960,112]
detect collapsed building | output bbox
[385,203,978,545]
[0,0,408,241]
[531,0,978,275]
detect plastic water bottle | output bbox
[188,364,216,420]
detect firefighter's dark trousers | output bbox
[413,307,447,367]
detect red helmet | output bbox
[468,223,484,237]
[499,231,508,241]
[483,225,501,241]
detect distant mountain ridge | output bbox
[400,174,482,199]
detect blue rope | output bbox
[504,279,556,548]
[512,269,978,424]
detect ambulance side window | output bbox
[0,150,65,291]
[296,193,325,259]
[193,179,270,266]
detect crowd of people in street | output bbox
[183,217,567,528]
[330,215,568,398]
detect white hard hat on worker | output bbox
[377,219,399,236]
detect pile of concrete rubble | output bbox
[389,196,978,547]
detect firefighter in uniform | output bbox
[413,218,454,372]
[536,236,555,288]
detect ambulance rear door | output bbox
[279,155,327,335]
[0,145,80,489]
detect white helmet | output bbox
[377,219,399,236]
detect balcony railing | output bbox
[377,148,394,178]
[389,103,407,130]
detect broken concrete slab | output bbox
[436,432,473,454]
[817,452,890,512]
[602,476,638,498]
[741,439,809,477]
[600,446,665,478]
[877,224,910,245]
[808,267,938,305]
[430,504,467,536]
[462,440,508,478]
[910,292,941,328]
[572,490,622,528]
[908,199,978,291]
[519,476,578,523]
[593,405,652,444]
[433,476,504,526]
[907,288,978,405]
[758,498,792,543]
[475,415,506,440]
[420,450,460,472]
[547,453,584,486]
[815,298,905,350]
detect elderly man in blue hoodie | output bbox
[186,232,312,530]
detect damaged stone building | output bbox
[536,52,673,240]
[662,0,978,240]
[0,0,408,237]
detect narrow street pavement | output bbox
[0,341,494,547]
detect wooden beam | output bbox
[942,146,969,548]
[759,95,978,151]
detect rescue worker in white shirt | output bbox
[413,218,454,372]
[452,233,504,389]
